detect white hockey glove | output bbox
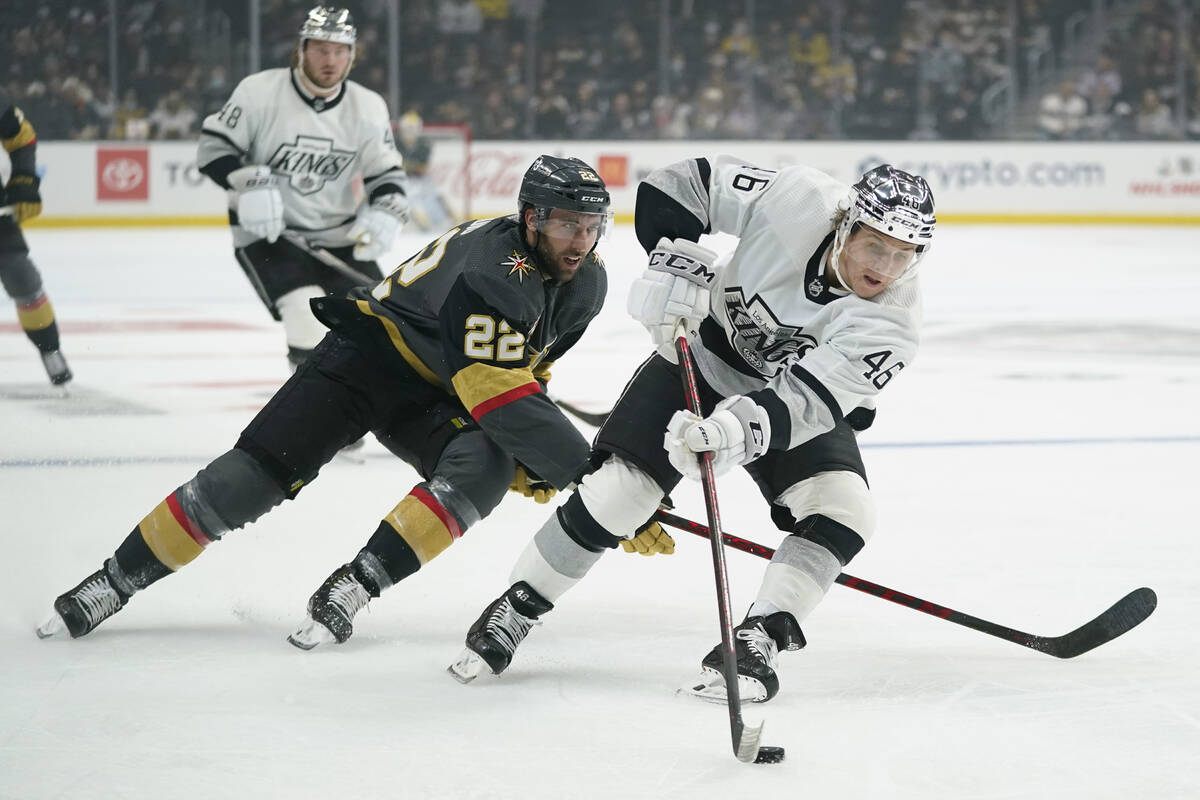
[349,193,409,261]
[627,237,717,350]
[228,165,284,243]
[665,395,771,479]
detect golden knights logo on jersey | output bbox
[268,135,356,195]
[502,251,535,282]
[724,288,817,375]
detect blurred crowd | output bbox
[3,0,1197,142]
[1038,0,1200,140]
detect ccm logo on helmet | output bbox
[579,195,606,203]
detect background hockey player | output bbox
[450,156,936,705]
[0,85,71,387]
[36,155,662,648]
[395,110,455,232]
[197,5,409,370]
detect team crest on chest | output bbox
[724,288,817,375]
[267,135,356,195]
[502,251,535,281]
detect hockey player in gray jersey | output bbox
[37,155,666,647]
[197,6,409,369]
[450,156,936,703]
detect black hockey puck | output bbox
[754,746,786,764]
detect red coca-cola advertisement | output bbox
[596,155,629,188]
[96,148,150,201]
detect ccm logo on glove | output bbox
[648,250,717,286]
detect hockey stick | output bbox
[549,394,610,427]
[675,323,780,764]
[280,230,378,285]
[654,510,1157,659]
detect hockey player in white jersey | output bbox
[197,5,408,368]
[450,156,936,703]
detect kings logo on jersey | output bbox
[724,288,817,375]
[267,135,356,195]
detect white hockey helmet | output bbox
[299,6,357,47]
[829,164,936,287]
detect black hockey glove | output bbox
[510,463,556,504]
[4,172,42,223]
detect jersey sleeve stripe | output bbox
[198,128,248,159]
[787,363,842,420]
[450,362,542,419]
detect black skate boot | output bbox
[36,560,130,639]
[684,611,806,703]
[447,581,553,683]
[40,350,72,387]
[288,562,379,650]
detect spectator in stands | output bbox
[110,88,151,140]
[436,0,483,39]
[1037,79,1087,140]
[1133,88,1177,140]
[149,89,197,140]
[1077,53,1122,113]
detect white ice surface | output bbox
[1,224,1198,799]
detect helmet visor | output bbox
[842,224,920,279]
[535,209,614,244]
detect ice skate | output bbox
[679,612,805,704]
[448,581,552,683]
[288,562,374,650]
[36,562,129,639]
[40,349,72,388]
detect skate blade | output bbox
[677,667,769,703]
[447,648,491,684]
[287,617,336,650]
[36,611,67,639]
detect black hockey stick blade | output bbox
[1018,587,1157,659]
[551,396,610,427]
[654,510,1158,659]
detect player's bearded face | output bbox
[302,41,353,89]
[530,209,604,283]
[837,225,917,298]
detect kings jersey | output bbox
[637,155,924,450]
[198,68,406,248]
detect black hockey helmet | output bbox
[518,155,611,217]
